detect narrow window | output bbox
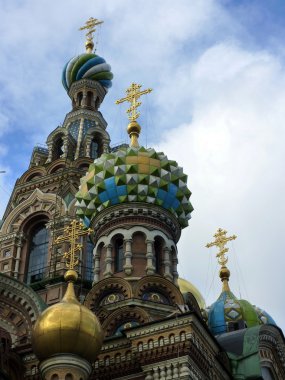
[85,237,94,281]
[86,91,93,107]
[114,238,124,272]
[54,138,64,159]
[154,239,163,274]
[90,138,99,159]
[26,225,49,284]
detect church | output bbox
[0,18,284,380]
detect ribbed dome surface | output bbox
[62,53,113,91]
[76,146,193,228]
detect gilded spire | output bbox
[55,219,92,282]
[115,83,152,147]
[206,228,237,292]
[79,17,103,53]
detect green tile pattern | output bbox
[75,146,193,228]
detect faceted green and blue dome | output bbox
[76,145,193,228]
[62,53,113,92]
[207,287,276,335]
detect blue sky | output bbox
[0,0,284,332]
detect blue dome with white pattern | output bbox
[62,53,113,92]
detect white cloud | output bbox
[157,41,285,330]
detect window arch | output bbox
[65,374,73,380]
[90,137,99,160]
[114,238,124,273]
[86,91,94,107]
[54,137,64,159]
[26,224,49,284]
[85,236,94,281]
[158,336,164,346]
[77,92,83,107]
[154,237,164,275]
[180,331,186,342]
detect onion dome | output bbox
[207,266,276,335]
[208,288,276,336]
[178,277,206,309]
[32,270,103,362]
[76,144,193,228]
[206,228,276,335]
[62,53,113,92]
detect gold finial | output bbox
[206,228,237,291]
[79,17,103,53]
[55,220,92,282]
[115,83,152,147]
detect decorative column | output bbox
[82,90,87,107]
[93,252,100,283]
[85,137,91,158]
[172,251,179,286]
[123,239,133,276]
[103,244,113,278]
[46,142,53,163]
[163,247,172,280]
[102,140,110,153]
[146,239,155,275]
[75,118,84,159]
[62,137,68,158]
[14,234,25,279]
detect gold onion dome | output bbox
[178,277,206,310]
[32,270,103,362]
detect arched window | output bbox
[148,339,154,349]
[154,238,163,275]
[114,238,124,272]
[77,92,83,107]
[65,374,73,380]
[90,138,99,159]
[86,91,93,107]
[158,336,164,346]
[180,331,186,342]
[26,224,49,284]
[51,375,59,380]
[54,138,64,159]
[169,334,175,344]
[85,237,94,281]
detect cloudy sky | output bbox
[0,0,284,331]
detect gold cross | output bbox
[55,220,92,270]
[79,17,103,42]
[115,83,152,122]
[206,228,237,267]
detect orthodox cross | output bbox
[115,83,152,122]
[206,228,237,267]
[79,17,103,42]
[55,220,92,270]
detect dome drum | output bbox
[90,202,182,243]
[68,79,107,111]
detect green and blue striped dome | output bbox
[75,146,193,228]
[207,289,276,335]
[62,53,113,92]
